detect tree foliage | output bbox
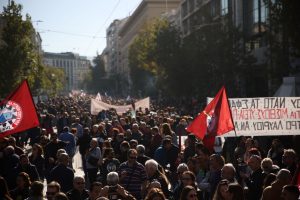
[0,1,66,97]
[129,18,256,98]
[40,67,65,96]
[84,54,106,93]
[0,1,44,96]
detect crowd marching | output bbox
[0,95,300,200]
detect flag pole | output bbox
[224,87,237,138]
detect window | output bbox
[221,0,228,15]
[260,0,267,23]
[211,0,216,17]
[253,0,259,23]
[182,2,188,18]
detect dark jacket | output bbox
[77,134,92,155]
[9,187,30,200]
[66,189,89,200]
[245,168,266,200]
[29,155,45,179]
[14,163,40,183]
[1,153,19,189]
[49,164,74,193]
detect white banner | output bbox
[135,97,150,111]
[208,97,300,137]
[91,97,150,115]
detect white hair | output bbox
[145,159,158,171]
[223,163,236,174]
[177,163,189,172]
[107,172,119,185]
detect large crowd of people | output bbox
[0,95,300,200]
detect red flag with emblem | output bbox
[186,86,234,151]
[0,80,39,138]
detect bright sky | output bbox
[0,0,142,58]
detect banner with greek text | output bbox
[208,97,300,136]
[91,97,150,115]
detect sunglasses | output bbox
[76,182,85,185]
[129,156,137,160]
[46,192,56,196]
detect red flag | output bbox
[0,80,40,138]
[186,86,234,150]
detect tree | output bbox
[264,0,300,94]
[128,19,169,95]
[85,54,106,93]
[40,67,65,96]
[0,1,44,96]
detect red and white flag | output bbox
[186,86,234,150]
[0,80,40,138]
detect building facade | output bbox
[180,0,274,95]
[180,0,269,59]
[105,18,128,77]
[118,0,181,91]
[43,52,91,92]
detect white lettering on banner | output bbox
[207,97,300,136]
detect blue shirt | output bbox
[59,131,76,157]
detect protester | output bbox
[213,179,230,200]
[8,137,24,156]
[14,154,40,183]
[46,181,61,200]
[0,176,13,200]
[44,132,66,182]
[173,163,189,200]
[100,147,120,185]
[240,155,266,200]
[144,188,166,200]
[137,144,151,166]
[2,145,20,189]
[145,159,170,198]
[26,181,45,200]
[87,182,102,200]
[29,144,45,180]
[99,172,135,200]
[227,183,245,200]
[9,172,31,200]
[86,138,101,185]
[154,136,179,172]
[118,149,147,200]
[66,176,89,200]
[261,169,292,200]
[58,126,76,165]
[180,185,198,200]
[77,127,92,176]
[281,185,300,200]
[282,149,297,177]
[221,163,237,183]
[49,153,74,193]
